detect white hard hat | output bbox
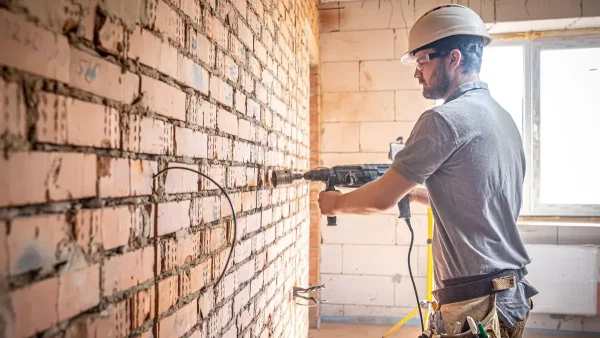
[401,4,492,64]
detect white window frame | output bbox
[486,35,600,217]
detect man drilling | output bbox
[317,4,538,338]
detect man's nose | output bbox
[414,68,420,79]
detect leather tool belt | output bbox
[432,267,528,306]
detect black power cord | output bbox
[405,218,424,332]
[153,166,237,285]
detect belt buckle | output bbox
[492,275,516,291]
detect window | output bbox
[479,37,600,217]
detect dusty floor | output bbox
[308,322,597,338]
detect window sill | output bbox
[517,220,600,227]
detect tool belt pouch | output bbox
[426,293,502,338]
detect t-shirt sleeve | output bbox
[391,110,458,184]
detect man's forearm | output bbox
[410,186,430,206]
[335,181,392,215]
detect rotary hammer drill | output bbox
[272,163,411,225]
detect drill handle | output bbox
[325,178,337,226]
[397,194,411,219]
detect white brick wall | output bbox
[318,0,600,333]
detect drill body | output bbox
[272,163,411,225]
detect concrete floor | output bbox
[308,322,597,338]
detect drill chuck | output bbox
[272,169,303,187]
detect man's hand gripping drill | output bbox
[271,164,412,224]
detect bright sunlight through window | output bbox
[539,47,600,205]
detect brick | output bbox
[233,0,247,18]
[338,0,415,31]
[0,152,96,207]
[163,162,199,194]
[321,91,394,123]
[158,275,178,314]
[180,260,211,297]
[139,116,174,155]
[141,75,186,120]
[178,54,210,94]
[270,97,286,117]
[157,200,192,236]
[159,232,202,272]
[131,159,158,196]
[246,99,260,120]
[155,0,185,46]
[216,108,237,136]
[235,238,252,263]
[242,69,254,93]
[59,265,101,321]
[210,75,234,107]
[8,214,69,275]
[0,77,26,138]
[11,277,59,337]
[0,222,6,277]
[208,135,233,161]
[233,141,250,163]
[132,286,155,328]
[359,121,415,152]
[237,118,252,141]
[200,164,226,191]
[103,0,143,27]
[238,18,253,49]
[128,27,178,78]
[237,259,255,284]
[200,196,221,223]
[97,17,125,55]
[321,62,358,92]
[249,55,261,78]
[98,157,130,198]
[70,48,139,103]
[225,55,239,81]
[191,97,215,129]
[174,127,208,160]
[262,69,274,90]
[254,39,267,65]
[234,284,250,314]
[241,191,257,211]
[211,15,229,49]
[39,93,120,148]
[188,27,213,66]
[104,246,155,294]
[0,9,70,82]
[321,30,394,62]
[396,90,436,121]
[12,265,101,337]
[320,123,359,152]
[64,301,131,338]
[360,60,419,91]
[255,83,268,105]
[227,166,247,188]
[235,91,246,114]
[176,0,202,23]
[159,299,198,338]
[247,9,261,36]
[231,36,247,63]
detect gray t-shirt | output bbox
[392,81,538,326]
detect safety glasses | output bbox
[414,52,448,70]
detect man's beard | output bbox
[421,65,450,100]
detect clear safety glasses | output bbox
[414,52,448,70]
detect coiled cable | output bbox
[153,166,236,285]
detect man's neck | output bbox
[443,73,480,101]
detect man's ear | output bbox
[448,49,462,71]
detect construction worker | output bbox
[317,4,537,338]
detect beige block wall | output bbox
[318,0,600,331]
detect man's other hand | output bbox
[318,190,342,216]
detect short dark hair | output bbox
[414,35,484,74]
